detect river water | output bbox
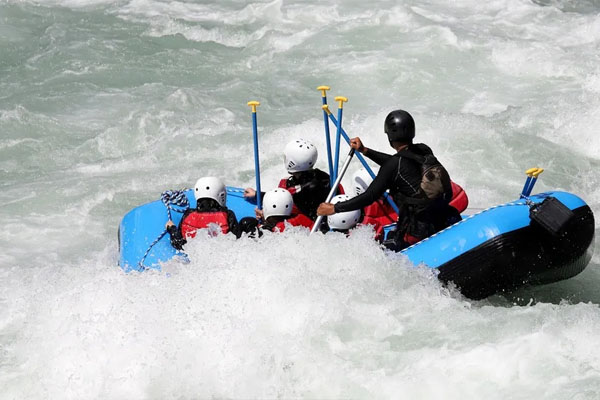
[1,0,600,398]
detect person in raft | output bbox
[166,177,242,250]
[352,168,398,241]
[351,167,468,242]
[259,188,314,232]
[244,138,341,222]
[317,109,462,251]
[327,194,362,235]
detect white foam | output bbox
[2,0,600,397]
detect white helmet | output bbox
[194,177,227,206]
[284,139,318,173]
[352,168,375,196]
[262,189,293,219]
[328,194,361,231]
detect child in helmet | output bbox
[327,194,361,234]
[259,189,314,232]
[166,177,242,250]
[244,138,341,221]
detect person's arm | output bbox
[349,137,391,166]
[243,188,266,201]
[363,148,392,166]
[166,213,190,250]
[333,157,396,213]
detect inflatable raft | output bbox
[118,189,594,299]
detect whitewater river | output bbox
[1,0,600,398]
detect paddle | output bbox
[247,101,262,210]
[317,86,334,186]
[310,148,356,234]
[332,96,348,184]
[520,167,544,198]
[321,104,400,215]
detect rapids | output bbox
[1,0,599,398]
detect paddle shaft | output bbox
[325,111,400,215]
[333,106,343,182]
[320,93,334,186]
[310,148,356,234]
[250,105,262,209]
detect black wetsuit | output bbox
[283,168,332,220]
[258,168,332,221]
[334,143,459,250]
[167,198,242,250]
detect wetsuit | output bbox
[277,168,335,220]
[334,143,460,250]
[167,198,241,250]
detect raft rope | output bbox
[138,189,190,269]
[399,199,536,253]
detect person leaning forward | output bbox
[317,109,461,251]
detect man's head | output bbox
[352,168,375,196]
[262,189,293,220]
[194,177,227,206]
[284,139,318,174]
[328,194,361,232]
[384,110,415,147]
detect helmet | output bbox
[328,194,361,231]
[352,168,376,196]
[262,189,293,219]
[384,110,415,142]
[284,139,318,173]
[194,177,227,206]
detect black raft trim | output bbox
[437,205,595,300]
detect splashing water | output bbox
[1,0,600,398]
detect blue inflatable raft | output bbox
[119,189,594,299]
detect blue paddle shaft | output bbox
[326,112,400,215]
[333,107,344,182]
[252,111,262,210]
[321,96,334,187]
[520,177,532,198]
[525,177,538,197]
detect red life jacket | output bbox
[271,213,315,232]
[180,211,229,238]
[361,199,398,241]
[449,181,468,213]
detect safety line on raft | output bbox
[399,200,533,254]
[138,190,190,269]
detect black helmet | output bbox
[384,110,415,142]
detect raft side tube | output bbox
[118,187,257,271]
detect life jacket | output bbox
[394,148,452,206]
[271,213,314,232]
[361,199,398,241]
[180,211,229,238]
[367,181,466,244]
[449,181,468,213]
[278,177,344,218]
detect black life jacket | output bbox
[394,147,452,207]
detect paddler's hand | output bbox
[244,188,256,198]
[317,202,335,216]
[350,137,366,154]
[165,220,175,230]
[255,208,264,220]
